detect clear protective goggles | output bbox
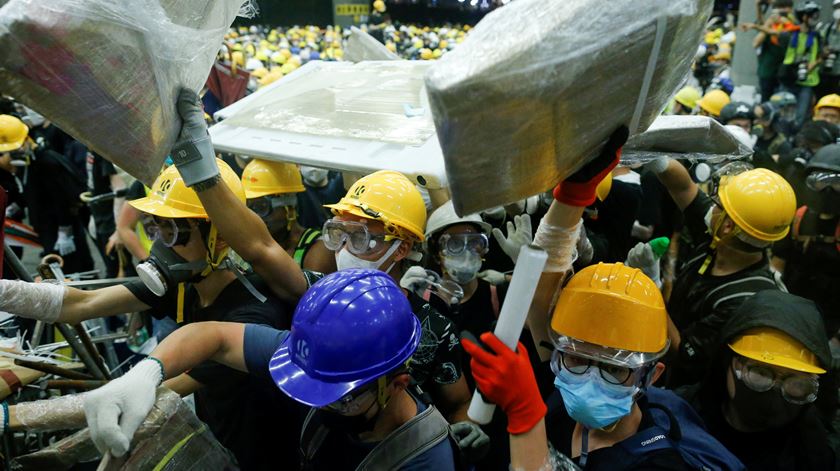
[709,161,754,196]
[437,233,489,257]
[322,219,397,255]
[422,269,465,305]
[805,171,840,193]
[550,334,669,371]
[247,194,298,218]
[141,215,193,247]
[733,356,819,405]
[324,381,378,415]
[550,350,642,386]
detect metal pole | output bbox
[54,323,108,380]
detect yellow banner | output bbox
[335,4,369,16]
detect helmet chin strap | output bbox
[700,212,739,274]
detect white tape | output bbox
[630,17,668,134]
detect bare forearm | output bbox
[656,160,698,210]
[544,201,584,229]
[510,419,549,471]
[116,226,148,261]
[436,376,472,422]
[60,285,150,323]
[150,321,246,380]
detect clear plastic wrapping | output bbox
[621,115,753,164]
[0,0,252,185]
[0,280,65,323]
[344,26,400,63]
[533,219,581,273]
[13,393,85,431]
[425,0,713,215]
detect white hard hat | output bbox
[425,200,491,242]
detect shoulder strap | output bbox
[489,284,500,319]
[356,404,451,471]
[793,205,808,239]
[299,408,331,469]
[293,228,322,267]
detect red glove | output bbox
[462,332,546,435]
[553,126,629,207]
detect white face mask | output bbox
[335,240,402,273]
[833,9,840,21]
[300,166,329,187]
[442,251,483,285]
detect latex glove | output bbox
[477,269,507,286]
[451,421,491,462]
[54,226,76,256]
[84,359,163,457]
[491,214,532,264]
[462,333,546,435]
[625,242,661,287]
[399,265,434,297]
[553,126,628,207]
[171,89,219,187]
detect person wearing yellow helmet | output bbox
[463,264,743,470]
[671,86,701,115]
[813,93,840,125]
[680,290,834,470]
[164,89,493,458]
[242,159,335,273]
[645,155,796,388]
[697,89,731,119]
[0,158,304,469]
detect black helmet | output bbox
[807,144,840,173]
[719,102,754,123]
[794,1,820,21]
[755,102,779,125]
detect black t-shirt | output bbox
[406,292,464,390]
[774,209,840,336]
[585,176,643,263]
[124,275,302,471]
[545,391,692,471]
[25,147,87,238]
[296,172,345,229]
[666,192,779,388]
[637,170,682,241]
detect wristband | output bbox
[146,356,166,385]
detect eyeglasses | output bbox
[247,194,297,218]
[324,382,378,415]
[322,219,396,255]
[550,350,639,386]
[438,233,488,257]
[805,172,840,193]
[141,215,193,247]
[733,356,819,405]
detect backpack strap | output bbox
[792,205,808,240]
[293,228,322,268]
[356,404,451,471]
[489,284,500,319]
[299,408,331,470]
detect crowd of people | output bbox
[0,1,840,470]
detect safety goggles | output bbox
[805,172,840,193]
[437,233,489,257]
[141,215,193,247]
[709,161,754,196]
[550,350,642,386]
[322,219,396,255]
[324,381,378,415]
[247,194,298,218]
[733,356,819,405]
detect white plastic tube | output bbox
[468,244,547,424]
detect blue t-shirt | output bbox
[243,324,456,470]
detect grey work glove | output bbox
[54,225,76,256]
[451,421,491,462]
[477,269,507,286]
[625,242,661,287]
[171,89,219,187]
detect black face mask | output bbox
[803,189,840,215]
[135,240,208,296]
[730,372,803,430]
[319,401,379,436]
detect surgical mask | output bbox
[136,241,208,297]
[335,240,402,273]
[554,367,637,430]
[442,251,482,285]
[301,166,329,187]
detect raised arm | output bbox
[168,89,306,302]
[83,321,247,457]
[115,203,149,261]
[648,158,699,211]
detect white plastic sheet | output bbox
[426,0,713,215]
[0,0,253,184]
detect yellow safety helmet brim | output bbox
[128,197,208,219]
[596,173,613,202]
[718,168,796,242]
[729,328,826,374]
[0,115,29,152]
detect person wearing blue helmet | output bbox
[80,269,458,470]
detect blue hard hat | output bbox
[269,269,421,407]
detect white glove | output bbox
[399,266,434,297]
[54,226,76,256]
[84,359,163,457]
[477,269,507,286]
[4,202,20,219]
[625,242,661,287]
[645,157,670,175]
[491,214,532,264]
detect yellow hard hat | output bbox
[815,93,840,112]
[251,67,269,79]
[0,115,29,152]
[712,50,731,62]
[596,172,613,202]
[272,54,286,65]
[420,48,433,60]
[551,263,668,356]
[386,42,397,53]
[325,170,427,242]
[129,160,245,219]
[439,40,448,49]
[729,327,826,374]
[259,69,284,87]
[718,168,796,242]
[333,48,344,60]
[231,43,243,52]
[242,160,305,199]
[231,51,245,67]
[674,86,702,110]
[373,0,386,12]
[433,48,443,59]
[697,89,730,117]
